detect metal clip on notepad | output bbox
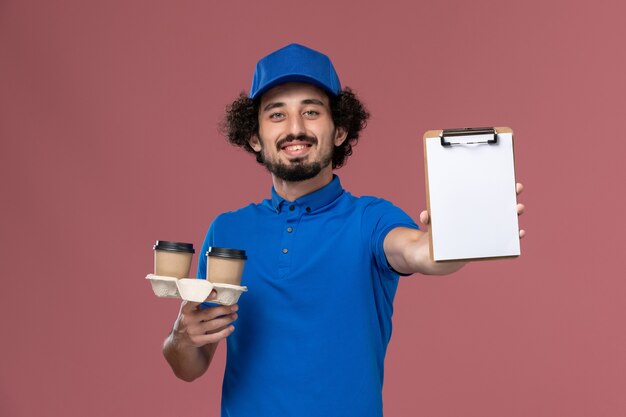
[440,127,497,147]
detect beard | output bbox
[258,134,334,182]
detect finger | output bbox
[206,289,218,301]
[419,210,430,225]
[516,183,524,195]
[517,203,525,215]
[179,302,231,330]
[189,324,235,346]
[519,229,526,239]
[198,304,239,322]
[199,313,238,335]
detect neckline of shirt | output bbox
[270,175,344,213]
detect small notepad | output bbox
[424,127,520,262]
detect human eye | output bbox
[269,112,285,120]
[303,109,320,118]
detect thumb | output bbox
[207,289,218,301]
[419,210,430,225]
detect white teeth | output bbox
[285,145,306,151]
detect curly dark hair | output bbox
[220,87,370,169]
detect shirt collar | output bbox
[270,175,344,213]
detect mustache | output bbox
[276,134,317,151]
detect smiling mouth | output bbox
[282,143,312,152]
[276,135,317,152]
[280,142,313,159]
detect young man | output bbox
[163,44,525,417]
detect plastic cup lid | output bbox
[206,246,247,260]
[153,240,195,254]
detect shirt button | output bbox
[287,227,293,233]
[282,248,289,254]
[289,205,295,211]
[305,207,311,213]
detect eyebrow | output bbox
[262,98,326,112]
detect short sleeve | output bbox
[362,198,419,277]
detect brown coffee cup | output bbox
[153,240,195,278]
[206,247,247,285]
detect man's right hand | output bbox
[163,291,238,381]
[171,293,239,348]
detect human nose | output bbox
[287,114,306,137]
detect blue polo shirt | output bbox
[198,176,418,417]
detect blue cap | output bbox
[249,43,342,100]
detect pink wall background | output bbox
[1,0,625,416]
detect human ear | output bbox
[249,135,262,152]
[334,127,348,146]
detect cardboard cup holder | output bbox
[176,278,215,303]
[146,274,180,298]
[212,282,248,306]
[146,274,247,305]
